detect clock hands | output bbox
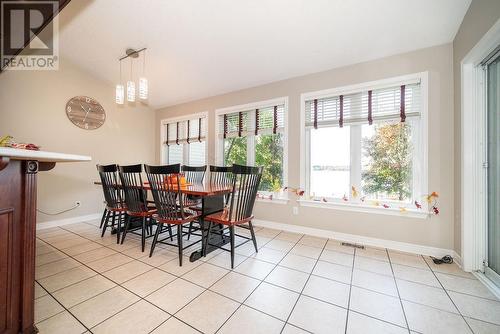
[80,104,92,123]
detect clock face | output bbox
[66,96,106,130]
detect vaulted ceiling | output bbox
[58,0,471,108]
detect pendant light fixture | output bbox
[139,49,148,100]
[115,60,124,104]
[116,47,148,105]
[127,57,135,102]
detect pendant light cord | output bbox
[130,57,133,80]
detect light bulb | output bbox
[139,77,148,100]
[115,84,124,104]
[127,81,135,102]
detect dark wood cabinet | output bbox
[0,150,90,334]
[0,159,37,334]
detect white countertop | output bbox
[0,147,92,163]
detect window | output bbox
[216,98,287,193]
[303,74,426,209]
[161,114,207,166]
[310,126,350,199]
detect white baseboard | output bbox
[253,219,458,260]
[36,214,460,266]
[473,272,500,300]
[37,213,102,230]
[452,252,463,268]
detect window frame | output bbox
[215,97,289,199]
[299,72,429,216]
[160,111,209,166]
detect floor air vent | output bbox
[341,242,365,249]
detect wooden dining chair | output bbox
[97,164,127,243]
[204,164,262,268]
[181,165,206,239]
[181,165,207,184]
[118,164,158,252]
[145,164,202,266]
[209,165,234,205]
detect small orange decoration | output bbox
[165,174,187,187]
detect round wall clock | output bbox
[66,96,106,130]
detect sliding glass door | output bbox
[486,54,500,287]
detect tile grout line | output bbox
[41,226,411,332]
[39,224,496,334]
[151,230,315,334]
[343,247,357,334]
[35,280,93,334]
[279,237,329,334]
[212,230,311,334]
[386,249,411,334]
[58,236,228,333]
[421,254,476,334]
[43,227,212,333]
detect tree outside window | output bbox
[362,122,413,202]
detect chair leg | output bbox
[101,210,111,237]
[203,221,212,257]
[167,224,173,241]
[177,224,183,266]
[248,221,258,253]
[99,208,107,229]
[187,222,193,240]
[120,215,131,244]
[114,212,120,244]
[230,225,235,269]
[141,216,146,252]
[149,222,161,257]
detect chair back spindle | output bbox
[118,164,148,214]
[209,165,234,188]
[97,164,123,210]
[181,165,206,184]
[227,165,262,223]
[145,164,184,221]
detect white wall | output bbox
[452,0,500,256]
[156,44,455,251]
[0,58,156,223]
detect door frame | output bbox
[461,18,500,296]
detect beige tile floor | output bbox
[34,219,500,334]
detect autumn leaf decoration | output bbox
[283,187,305,197]
[426,192,440,215]
[279,185,440,216]
[256,193,273,200]
[351,186,359,198]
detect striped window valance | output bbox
[218,104,285,139]
[164,117,206,146]
[305,81,421,129]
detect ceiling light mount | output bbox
[120,47,147,61]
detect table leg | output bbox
[189,194,227,262]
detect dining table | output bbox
[93,181,232,262]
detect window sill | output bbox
[256,197,289,205]
[297,199,429,219]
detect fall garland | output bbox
[269,185,440,216]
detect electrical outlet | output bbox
[292,206,299,215]
[75,201,81,207]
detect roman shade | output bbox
[219,104,285,139]
[305,81,421,129]
[164,117,206,146]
